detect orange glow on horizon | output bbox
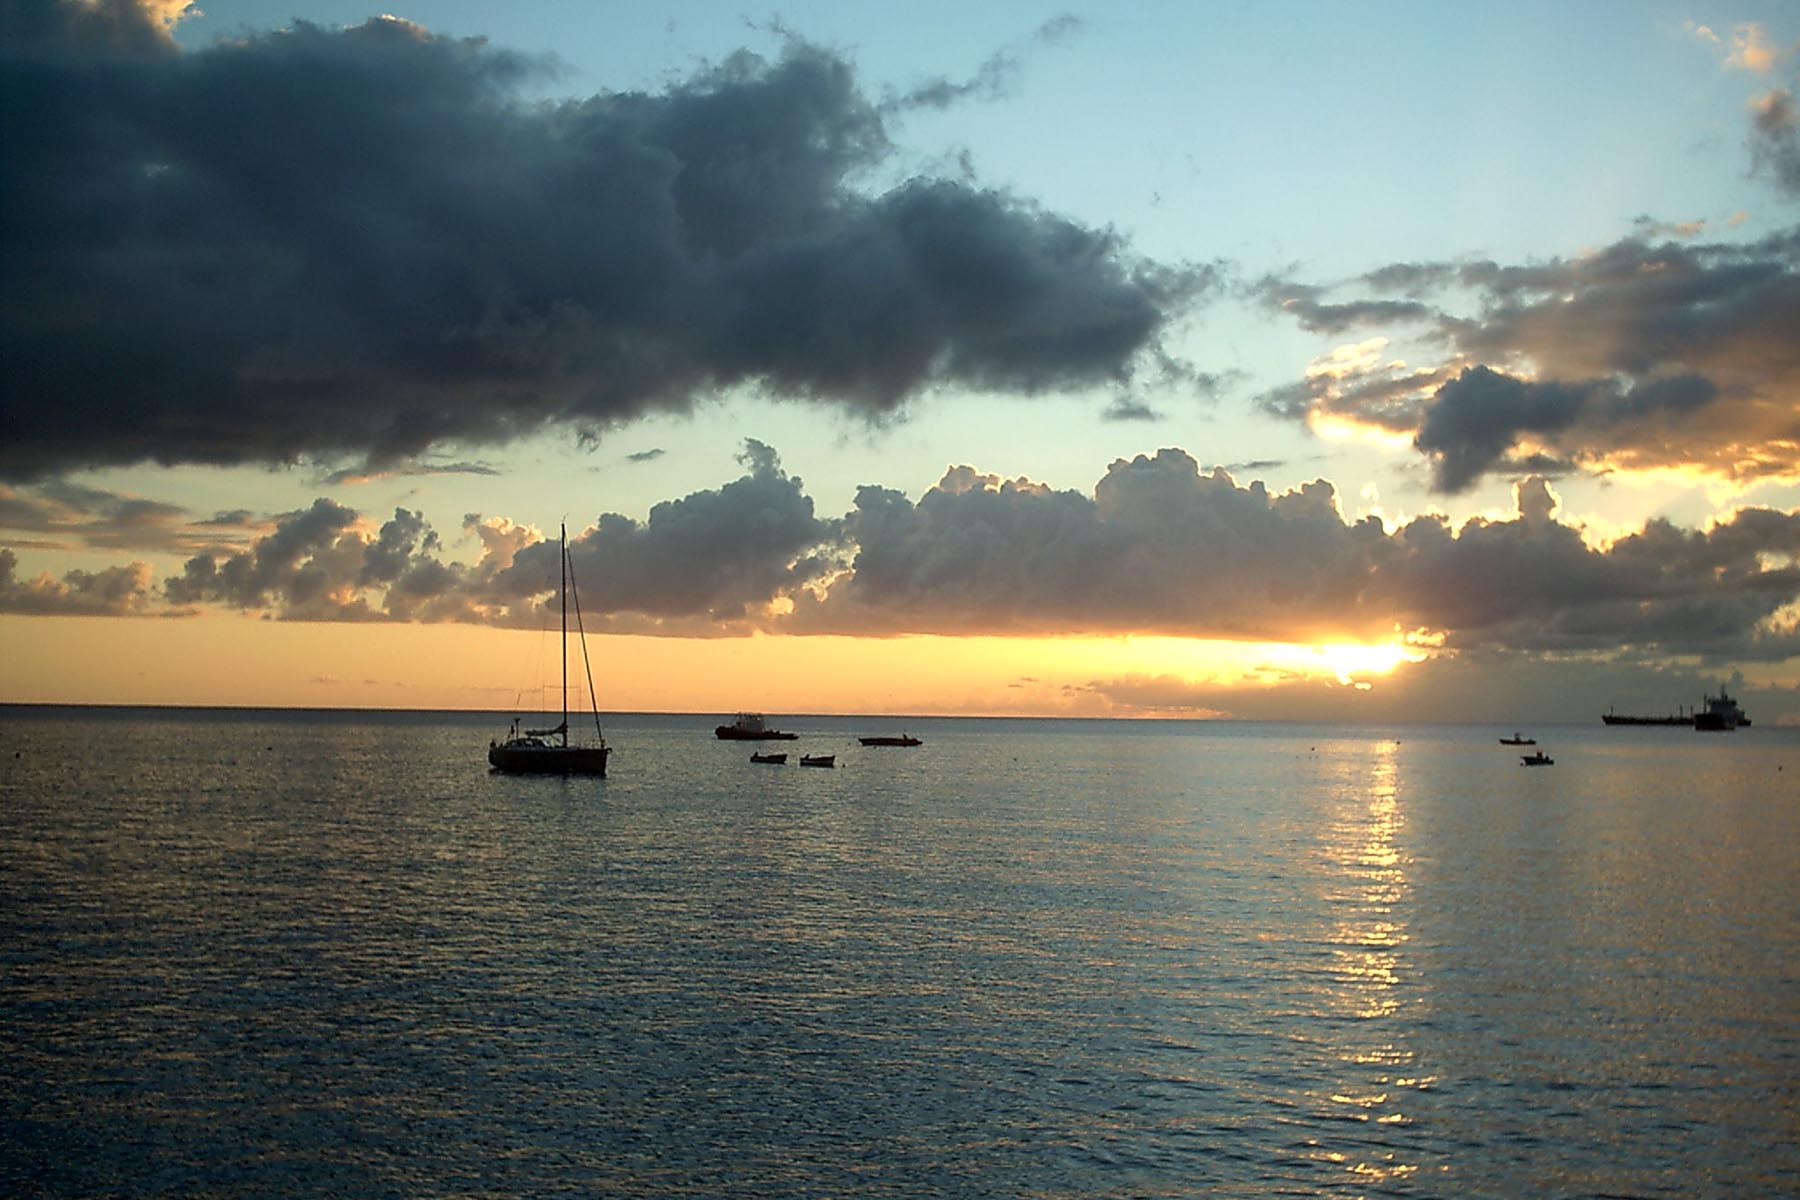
[0,614,1439,717]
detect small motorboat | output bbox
[1499,732,1536,745]
[1521,751,1554,766]
[750,752,787,765]
[799,754,835,768]
[858,734,921,747]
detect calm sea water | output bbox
[1,707,1795,1198]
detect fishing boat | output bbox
[750,752,787,765]
[488,525,610,776]
[1499,733,1536,746]
[715,713,798,740]
[858,734,921,747]
[1521,751,1554,766]
[799,754,835,768]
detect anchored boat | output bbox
[715,713,798,740]
[488,525,610,776]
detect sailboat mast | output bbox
[560,522,568,748]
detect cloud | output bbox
[1752,88,1800,195]
[1413,365,1718,492]
[154,440,841,628]
[1257,279,1436,336]
[885,14,1082,112]
[0,480,262,553]
[8,447,1799,668]
[789,449,1398,640]
[1101,397,1162,422]
[0,547,155,615]
[323,460,502,486]
[1726,23,1782,74]
[1,0,194,56]
[1264,230,1800,489]
[493,440,843,629]
[0,7,1205,481]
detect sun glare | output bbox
[1280,640,1428,686]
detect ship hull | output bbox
[488,744,611,775]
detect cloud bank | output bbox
[9,445,1799,669]
[0,2,1206,481]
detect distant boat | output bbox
[715,713,798,740]
[750,752,787,765]
[1694,690,1750,731]
[489,525,610,776]
[799,754,835,768]
[858,734,922,747]
[1499,733,1536,746]
[1521,751,1554,766]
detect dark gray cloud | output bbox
[1264,229,1800,490]
[1256,279,1436,335]
[1415,366,1717,492]
[0,4,1204,481]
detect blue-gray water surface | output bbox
[1,707,1796,1197]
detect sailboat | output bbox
[488,524,611,775]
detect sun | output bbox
[1307,640,1428,686]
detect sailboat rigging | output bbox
[488,524,611,776]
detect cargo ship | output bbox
[1601,691,1751,730]
[1601,706,1691,726]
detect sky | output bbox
[4,0,1800,723]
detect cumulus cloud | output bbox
[1263,230,1800,490]
[493,440,843,630]
[791,449,1395,640]
[153,440,841,629]
[0,4,1206,481]
[0,547,155,615]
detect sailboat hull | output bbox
[488,743,611,776]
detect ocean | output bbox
[1,707,1795,1198]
